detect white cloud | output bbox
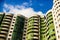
[3,3,44,18]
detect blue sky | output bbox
[0,0,53,14]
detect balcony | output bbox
[34,26,39,28]
[33,36,39,39]
[6,14,13,17]
[33,33,39,35]
[0,31,7,35]
[28,27,38,30]
[33,29,38,32]
[4,16,12,19]
[34,18,39,19]
[1,28,9,31]
[2,22,10,25]
[34,23,39,25]
[1,25,9,28]
[47,13,52,18]
[3,19,11,22]
[0,38,5,40]
[0,34,6,38]
[34,20,38,23]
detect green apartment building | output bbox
[26,14,40,40]
[40,16,47,40]
[46,10,56,40]
[40,10,56,40]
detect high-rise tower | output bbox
[26,14,40,40]
[52,0,60,40]
[7,14,25,40]
[0,13,13,40]
[40,16,47,40]
[46,10,56,40]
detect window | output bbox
[56,26,58,28]
[14,17,16,18]
[9,34,11,36]
[11,28,13,30]
[55,18,56,20]
[13,19,15,21]
[59,5,60,7]
[53,29,55,31]
[58,14,60,16]
[58,35,60,38]
[13,22,14,23]
[55,22,57,24]
[54,38,56,40]
[58,2,60,4]
[12,25,14,26]
[23,37,25,39]
[59,24,60,27]
[57,6,58,9]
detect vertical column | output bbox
[22,18,28,40]
[6,14,17,40]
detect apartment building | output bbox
[0,11,57,40]
[46,10,56,40]
[0,13,26,40]
[0,1,60,39]
[26,14,40,40]
[52,0,60,40]
[0,13,13,40]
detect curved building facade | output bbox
[26,14,40,40]
[52,0,60,40]
[40,16,47,40]
[6,14,17,40]
[0,13,13,40]
[46,10,56,40]
[7,14,25,40]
